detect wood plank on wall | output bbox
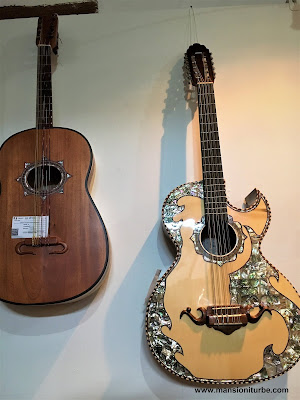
[0,0,98,19]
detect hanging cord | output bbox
[186,5,199,47]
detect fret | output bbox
[202,161,222,166]
[204,190,227,198]
[205,198,227,203]
[204,180,225,185]
[200,131,219,137]
[204,181,224,185]
[202,147,220,152]
[201,137,219,142]
[205,212,228,216]
[199,112,217,117]
[202,159,222,165]
[200,121,218,126]
[205,209,227,214]
[200,102,216,107]
[202,163,223,168]
[198,93,215,98]
[202,157,222,162]
[204,195,227,200]
[203,170,223,175]
[200,130,219,135]
[203,170,223,176]
[205,205,228,210]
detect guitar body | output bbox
[0,127,108,305]
[146,183,300,383]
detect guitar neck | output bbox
[36,45,53,130]
[197,83,228,219]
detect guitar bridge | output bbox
[180,304,271,335]
[15,236,68,255]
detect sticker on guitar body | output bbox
[11,216,49,239]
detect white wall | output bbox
[0,1,299,399]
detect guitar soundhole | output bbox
[18,159,70,197]
[27,165,62,192]
[201,223,237,256]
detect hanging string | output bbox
[186,6,199,47]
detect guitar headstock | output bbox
[184,43,215,86]
[36,14,59,54]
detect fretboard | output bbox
[36,45,53,129]
[197,83,228,218]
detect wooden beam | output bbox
[0,1,98,20]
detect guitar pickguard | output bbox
[145,181,300,384]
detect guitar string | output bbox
[201,82,221,308]
[211,75,235,323]
[197,51,240,326]
[198,82,216,308]
[201,75,233,324]
[34,46,40,245]
[42,45,46,244]
[207,82,222,320]
[207,82,224,312]
[46,44,52,243]
[206,81,232,318]
[43,45,46,243]
[212,75,233,318]
[36,45,52,243]
[199,79,221,313]
[205,82,223,311]
[46,44,51,243]
[209,79,231,320]
[39,45,45,243]
[207,82,227,313]
[44,45,49,243]
[39,45,43,244]
[199,73,222,317]
[41,45,45,243]
[36,45,43,244]
[204,81,223,311]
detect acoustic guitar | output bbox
[145,43,300,384]
[0,15,108,305]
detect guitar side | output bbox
[0,127,109,305]
[146,181,300,384]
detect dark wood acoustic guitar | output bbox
[146,43,300,384]
[0,15,109,305]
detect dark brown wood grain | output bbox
[0,127,108,304]
[0,1,98,20]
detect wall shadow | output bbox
[101,58,192,399]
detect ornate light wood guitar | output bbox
[0,15,108,305]
[146,43,300,384]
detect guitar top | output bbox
[0,15,109,305]
[145,43,300,384]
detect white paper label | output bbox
[11,216,49,239]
